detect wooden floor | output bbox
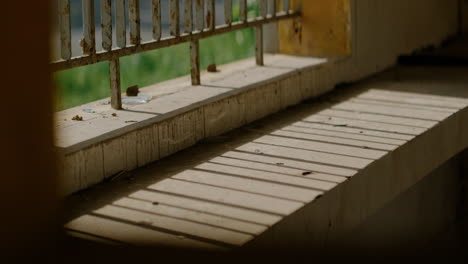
[64,63,468,252]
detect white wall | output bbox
[332,0,459,83]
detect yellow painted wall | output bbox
[278,0,459,82]
[279,0,352,56]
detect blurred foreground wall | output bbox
[0,1,58,260]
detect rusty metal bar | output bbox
[207,0,215,31]
[195,0,204,31]
[101,0,112,51]
[184,0,193,33]
[190,40,200,85]
[152,0,161,40]
[170,0,180,36]
[255,25,263,66]
[259,0,267,18]
[59,0,71,60]
[239,0,247,23]
[129,0,141,45]
[109,58,122,110]
[51,12,300,71]
[269,0,276,17]
[82,0,96,55]
[224,0,232,25]
[116,0,126,48]
[284,0,290,13]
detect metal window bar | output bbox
[239,0,247,23]
[207,0,215,31]
[259,0,267,19]
[284,0,290,13]
[152,0,162,40]
[81,0,96,55]
[224,0,232,25]
[129,0,141,45]
[170,0,180,36]
[101,0,112,51]
[268,0,276,18]
[116,0,126,48]
[51,0,300,109]
[256,0,267,65]
[195,0,204,32]
[184,0,193,33]
[59,0,72,60]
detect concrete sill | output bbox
[56,54,350,196]
[63,65,468,251]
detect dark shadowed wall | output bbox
[0,1,59,261]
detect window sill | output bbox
[63,65,468,250]
[56,54,349,196]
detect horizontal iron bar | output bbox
[51,11,300,72]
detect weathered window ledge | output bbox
[64,65,468,251]
[56,54,349,196]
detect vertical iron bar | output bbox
[101,0,112,51]
[259,0,267,18]
[82,0,96,55]
[269,0,276,17]
[224,0,232,25]
[239,0,247,23]
[109,58,122,110]
[170,0,180,36]
[195,0,205,31]
[59,0,72,60]
[152,0,161,40]
[190,40,201,85]
[116,0,126,48]
[255,25,263,66]
[284,0,290,13]
[129,0,141,45]
[207,0,215,31]
[184,0,193,33]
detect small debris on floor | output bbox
[359,131,364,134]
[363,146,370,149]
[254,149,264,154]
[207,64,217,72]
[302,171,312,176]
[71,115,83,121]
[82,108,95,113]
[112,113,117,117]
[122,93,152,105]
[126,85,139,96]
[152,202,159,206]
[334,124,348,127]
[276,163,284,166]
